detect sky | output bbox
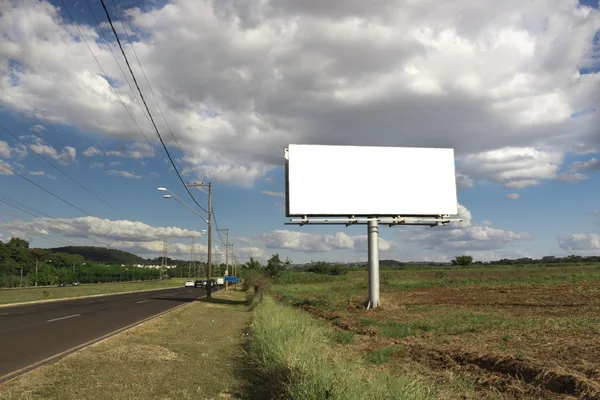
[0,0,599,264]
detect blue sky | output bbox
[1,0,599,263]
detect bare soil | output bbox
[276,281,600,399]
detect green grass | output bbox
[245,296,433,400]
[0,290,250,400]
[0,279,187,305]
[366,346,405,364]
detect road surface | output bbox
[0,286,208,382]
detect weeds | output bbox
[246,297,433,400]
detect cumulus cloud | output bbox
[557,233,600,251]
[21,216,204,242]
[26,137,76,165]
[455,173,473,189]
[506,193,520,200]
[0,140,10,158]
[260,190,284,197]
[567,157,600,173]
[105,143,155,159]
[90,162,104,168]
[396,204,533,256]
[30,124,46,132]
[83,147,102,157]
[0,161,13,175]
[555,172,590,182]
[109,161,122,167]
[29,170,56,179]
[460,147,564,189]
[249,230,394,253]
[1,0,599,187]
[106,170,142,179]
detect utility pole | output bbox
[20,267,23,289]
[35,259,38,287]
[186,182,212,298]
[218,228,229,290]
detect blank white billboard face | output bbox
[285,144,458,217]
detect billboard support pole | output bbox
[367,218,380,309]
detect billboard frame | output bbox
[283,145,462,309]
[284,145,458,218]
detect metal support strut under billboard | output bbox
[285,215,463,309]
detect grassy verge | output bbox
[245,295,433,400]
[0,290,250,400]
[0,279,187,306]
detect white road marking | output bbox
[88,301,96,303]
[47,314,81,323]
[136,300,148,304]
[1,312,8,316]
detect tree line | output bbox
[0,238,160,288]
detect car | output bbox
[58,283,65,287]
[72,282,80,286]
[184,280,194,287]
[194,280,204,288]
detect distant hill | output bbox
[48,246,146,265]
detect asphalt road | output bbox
[0,286,209,381]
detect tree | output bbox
[451,255,473,266]
[264,254,285,278]
[243,257,262,270]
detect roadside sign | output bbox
[224,276,238,283]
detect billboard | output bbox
[285,144,458,217]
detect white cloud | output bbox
[567,157,600,173]
[30,124,46,132]
[249,230,394,253]
[557,233,600,251]
[260,190,284,197]
[396,204,533,257]
[460,147,564,189]
[83,147,102,157]
[455,173,473,189]
[1,0,598,187]
[0,140,10,158]
[592,210,600,217]
[105,143,155,159]
[29,170,56,179]
[26,137,76,165]
[109,161,122,167]
[0,161,13,175]
[148,172,160,178]
[555,172,590,183]
[90,162,104,168]
[22,216,205,242]
[506,193,520,200]
[106,170,142,179]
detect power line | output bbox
[99,0,209,214]
[0,161,92,216]
[58,0,173,170]
[0,123,129,219]
[108,0,202,183]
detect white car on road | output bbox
[184,280,195,287]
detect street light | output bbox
[158,185,213,297]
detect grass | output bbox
[268,264,600,399]
[0,290,250,400]
[245,296,433,400]
[0,279,187,305]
